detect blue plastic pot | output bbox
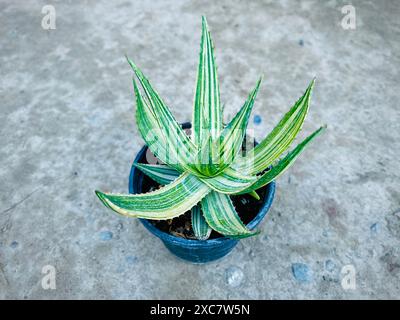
[128,123,276,263]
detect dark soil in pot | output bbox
[140,164,269,240]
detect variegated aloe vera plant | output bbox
[95,17,325,240]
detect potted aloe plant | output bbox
[95,17,325,263]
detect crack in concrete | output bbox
[0,188,40,216]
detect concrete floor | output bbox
[1,0,399,299]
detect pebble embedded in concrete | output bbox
[10,241,18,248]
[325,259,336,272]
[99,231,113,241]
[126,256,138,265]
[225,266,244,287]
[291,263,313,283]
[370,223,379,233]
[253,114,262,125]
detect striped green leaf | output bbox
[238,126,326,194]
[128,58,202,176]
[234,79,315,175]
[192,16,222,175]
[191,205,212,240]
[201,191,258,239]
[217,77,262,171]
[136,162,255,195]
[201,167,256,194]
[134,163,180,185]
[95,173,210,219]
[133,79,183,172]
[194,134,221,176]
[248,190,261,200]
[191,78,261,177]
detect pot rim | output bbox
[129,122,276,247]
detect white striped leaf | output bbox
[216,77,262,172]
[201,191,258,238]
[238,126,326,194]
[247,190,261,200]
[95,173,210,219]
[234,79,315,175]
[191,205,212,240]
[200,167,256,194]
[128,58,202,176]
[136,162,255,195]
[134,163,180,185]
[133,79,184,172]
[192,16,222,175]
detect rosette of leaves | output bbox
[95,17,325,240]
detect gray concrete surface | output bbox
[1,0,399,299]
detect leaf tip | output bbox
[318,124,328,135]
[125,54,133,67]
[95,190,105,200]
[248,190,260,200]
[256,75,263,89]
[125,55,139,74]
[308,77,316,91]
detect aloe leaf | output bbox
[200,167,256,194]
[133,79,184,172]
[134,163,180,185]
[247,190,260,200]
[192,16,223,174]
[127,57,201,175]
[95,173,210,219]
[238,126,326,193]
[201,191,258,239]
[235,79,315,175]
[135,161,255,195]
[217,77,262,171]
[192,16,222,145]
[194,134,221,176]
[191,205,212,240]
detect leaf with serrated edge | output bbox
[238,126,326,194]
[234,79,315,175]
[95,173,210,219]
[128,58,202,176]
[192,16,222,175]
[133,79,183,172]
[191,205,212,240]
[192,16,222,146]
[201,191,258,239]
[217,77,262,172]
[134,163,180,185]
[201,167,256,194]
[136,161,255,195]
